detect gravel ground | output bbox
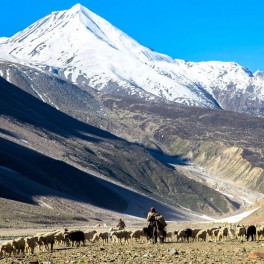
[1,234,264,263]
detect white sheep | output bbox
[212,228,221,242]
[91,233,100,243]
[218,225,236,242]
[206,227,218,241]
[36,231,56,252]
[91,232,109,244]
[165,231,173,242]
[34,232,46,252]
[54,230,67,246]
[111,230,131,244]
[257,225,264,241]
[84,230,97,242]
[196,229,207,242]
[191,228,202,242]
[98,232,109,244]
[130,229,143,241]
[174,229,186,242]
[217,226,230,242]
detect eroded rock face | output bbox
[181,142,264,192]
[98,95,264,213]
[211,83,264,117]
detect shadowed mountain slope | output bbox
[0,139,198,223]
[0,137,127,210]
[0,76,238,223]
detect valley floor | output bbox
[0,225,264,264]
[1,238,264,263]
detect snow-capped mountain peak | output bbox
[0,37,9,44]
[0,4,263,115]
[254,70,264,77]
[1,4,217,108]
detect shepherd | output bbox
[146,207,167,243]
[116,218,126,230]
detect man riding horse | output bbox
[146,207,167,243]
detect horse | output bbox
[143,220,166,243]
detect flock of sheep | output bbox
[0,228,136,257]
[174,224,264,243]
[0,223,263,259]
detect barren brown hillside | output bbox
[100,94,264,193]
[0,76,239,227]
[242,198,264,224]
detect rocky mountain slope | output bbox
[0,57,263,223]
[1,76,242,226]
[99,94,264,194]
[242,197,264,224]
[176,60,264,117]
[0,4,263,117]
[1,59,263,195]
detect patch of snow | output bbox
[200,207,260,223]
[254,70,264,77]
[0,37,9,44]
[37,200,54,209]
[6,69,10,82]
[122,214,145,220]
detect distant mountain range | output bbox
[0,4,263,226]
[0,3,263,117]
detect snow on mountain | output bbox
[177,60,264,100]
[0,3,263,115]
[174,60,264,116]
[0,37,9,44]
[254,70,264,77]
[0,4,220,109]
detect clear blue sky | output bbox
[1,0,264,72]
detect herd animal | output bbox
[172,223,263,244]
[0,223,263,258]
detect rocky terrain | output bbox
[100,94,264,195]
[1,240,264,264]
[0,198,263,263]
[1,75,245,222]
[242,198,264,225]
[0,224,264,264]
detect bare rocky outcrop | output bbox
[171,139,264,192]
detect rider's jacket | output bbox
[147,212,160,222]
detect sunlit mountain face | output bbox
[1,3,263,116]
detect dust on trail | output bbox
[1,240,264,264]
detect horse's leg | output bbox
[161,230,166,243]
[153,226,157,244]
